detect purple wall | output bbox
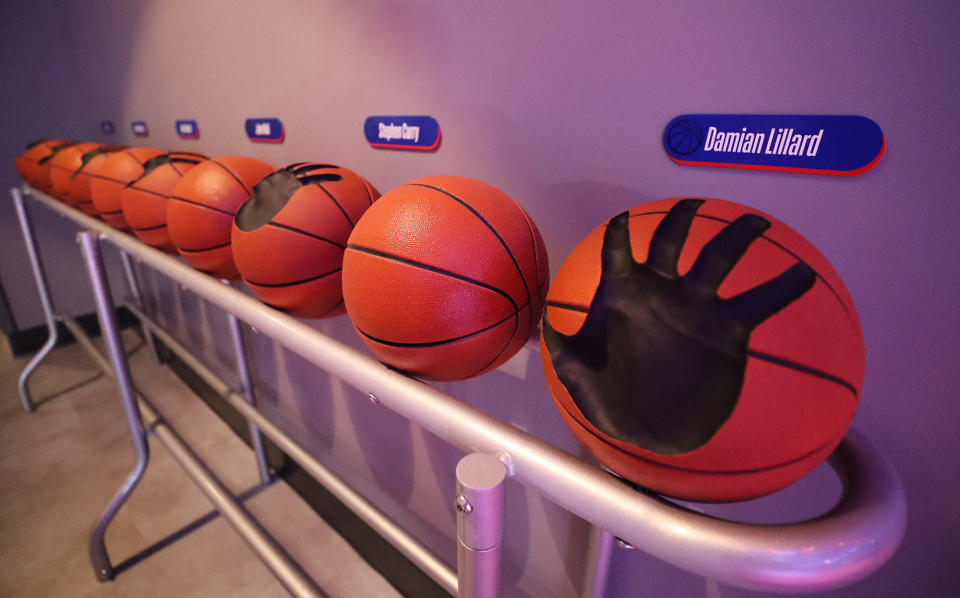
[2,1,958,596]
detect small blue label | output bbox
[176,119,199,139]
[364,115,441,151]
[101,121,115,135]
[245,118,284,143]
[131,121,149,137]
[663,114,884,176]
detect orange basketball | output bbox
[232,163,380,317]
[121,152,207,251]
[90,147,165,229]
[33,142,77,194]
[541,198,864,502]
[47,142,101,203]
[68,145,126,216]
[342,175,549,381]
[168,155,274,279]
[15,139,70,188]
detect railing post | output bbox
[11,186,59,412]
[225,307,271,484]
[78,231,151,581]
[456,453,507,598]
[120,251,161,363]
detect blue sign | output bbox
[176,119,199,139]
[245,118,284,143]
[663,114,884,176]
[131,121,149,137]
[101,121,115,135]
[364,115,441,151]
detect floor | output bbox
[0,331,402,598]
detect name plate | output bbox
[364,115,441,151]
[245,118,284,143]
[176,119,199,139]
[663,114,884,176]
[131,121,149,137]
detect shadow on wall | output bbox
[0,2,153,330]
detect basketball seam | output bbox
[357,308,521,348]
[245,268,341,288]
[545,300,860,396]
[747,349,858,396]
[313,182,355,227]
[558,396,845,475]
[626,210,853,321]
[126,185,170,199]
[86,172,129,185]
[407,183,533,308]
[211,158,258,197]
[462,310,521,378]
[178,241,231,253]
[170,160,186,176]
[346,244,519,312]
[263,221,346,249]
[133,224,166,232]
[363,178,376,206]
[121,149,151,166]
[168,195,236,217]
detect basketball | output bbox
[342,175,549,381]
[540,197,864,502]
[15,139,70,188]
[90,147,165,229]
[33,142,77,193]
[68,145,126,216]
[47,142,101,203]
[167,155,274,279]
[232,162,380,318]
[121,152,207,251]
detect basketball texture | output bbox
[541,198,864,502]
[343,175,549,381]
[68,145,126,216]
[122,152,207,251]
[15,139,70,188]
[168,155,274,279]
[90,147,165,229]
[232,162,380,318]
[47,142,102,203]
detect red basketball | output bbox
[541,198,864,502]
[343,175,549,381]
[48,142,101,203]
[232,163,380,318]
[15,139,70,188]
[121,152,207,251]
[33,142,77,193]
[90,147,165,229]
[68,145,126,216]
[168,155,274,279]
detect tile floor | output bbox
[0,331,401,598]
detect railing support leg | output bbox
[226,309,272,484]
[120,251,161,364]
[11,186,59,412]
[78,231,150,581]
[581,527,615,598]
[456,453,507,598]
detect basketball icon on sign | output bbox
[666,119,703,156]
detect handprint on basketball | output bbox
[542,199,816,455]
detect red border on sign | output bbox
[668,137,885,176]
[368,128,441,152]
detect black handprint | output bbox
[543,199,815,455]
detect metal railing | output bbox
[11,184,907,597]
